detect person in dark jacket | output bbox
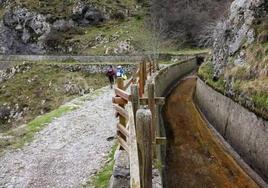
[106,65,116,88]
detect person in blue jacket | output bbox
[116,66,127,80]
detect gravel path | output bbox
[0,86,117,188]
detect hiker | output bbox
[106,65,116,88]
[116,65,127,80]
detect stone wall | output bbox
[48,63,137,74]
[0,53,208,63]
[195,78,268,182]
[0,55,143,63]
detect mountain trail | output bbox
[0,86,116,188]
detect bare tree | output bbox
[150,0,232,47]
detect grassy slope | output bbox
[0,63,107,132]
[70,17,151,55]
[70,16,208,55]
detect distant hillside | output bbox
[0,0,149,55]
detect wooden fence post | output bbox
[149,61,152,76]
[143,61,147,83]
[117,77,127,147]
[117,77,126,125]
[131,84,140,125]
[136,109,152,188]
[139,62,144,97]
[148,83,156,145]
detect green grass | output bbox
[0,7,4,19]
[198,62,226,93]
[6,106,74,149]
[252,93,268,111]
[84,144,118,188]
[199,60,268,119]
[27,106,73,132]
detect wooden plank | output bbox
[155,137,167,145]
[117,77,124,90]
[136,109,152,188]
[117,123,129,138]
[114,104,129,120]
[118,136,129,153]
[124,78,134,90]
[129,108,141,188]
[115,87,132,102]
[112,97,128,105]
[135,68,140,77]
[140,97,165,106]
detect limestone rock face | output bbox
[1,7,50,54]
[0,2,105,55]
[72,1,104,26]
[0,0,7,5]
[212,0,267,78]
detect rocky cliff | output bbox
[212,0,267,78]
[199,0,268,118]
[0,0,140,55]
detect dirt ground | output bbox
[163,77,259,188]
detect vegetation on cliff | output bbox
[199,12,268,119]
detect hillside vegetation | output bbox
[0,63,107,132]
[7,0,139,20]
[0,0,151,55]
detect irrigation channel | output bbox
[162,77,259,188]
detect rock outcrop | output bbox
[212,0,267,79]
[0,1,105,54]
[199,0,267,119]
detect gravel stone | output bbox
[0,86,116,188]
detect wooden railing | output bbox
[112,60,165,188]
